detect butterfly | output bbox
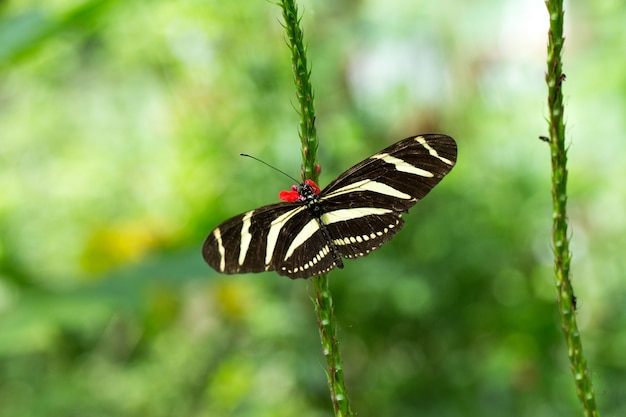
[202,134,457,279]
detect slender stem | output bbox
[278,1,354,416]
[279,0,319,182]
[311,273,352,417]
[545,2,600,416]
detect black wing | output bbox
[202,202,342,279]
[318,134,457,259]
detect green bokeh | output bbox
[1,1,624,416]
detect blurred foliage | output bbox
[0,1,625,416]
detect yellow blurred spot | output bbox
[214,280,253,321]
[81,221,168,274]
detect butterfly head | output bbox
[279,179,321,203]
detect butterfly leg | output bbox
[315,217,344,269]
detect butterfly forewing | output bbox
[322,209,405,259]
[322,134,456,203]
[202,134,457,279]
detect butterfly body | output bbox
[202,134,457,279]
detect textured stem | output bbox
[544,1,600,415]
[278,1,354,416]
[311,272,352,417]
[280,0,319,182]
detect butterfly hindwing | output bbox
[322,208,405,259]
[274,216,343,278]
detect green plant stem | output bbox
[545,2,600,416]
[279,0,318,182]
[279,1,354,416]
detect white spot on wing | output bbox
[415,136,454,166]
[324,179,410,200]
[238,211,254,266]
[265,206,307,266]
[321,207,393,225]
[371,153,434,177]
[214,228,226,272]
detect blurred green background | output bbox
[1,1,625,416]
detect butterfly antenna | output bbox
[240,153,301,184]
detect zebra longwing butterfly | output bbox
[202,134,457,279]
